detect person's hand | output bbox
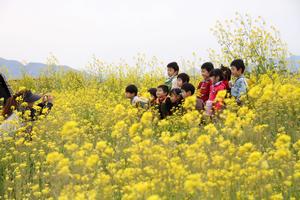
[46,95,54,104]
[42,94,54,104]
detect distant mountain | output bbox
[0,57,76,79]
[287,55,300,72]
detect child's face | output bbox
[210,76,219,84]
[177,78,183,88]
[156,88,167,98]
[170,93,181,103]
[181,90,191,99]
[231,66,242,77]
[167,67,177,77]
[125,92,135,99]
[201,69,210,80]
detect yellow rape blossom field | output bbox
[0,67,299,200]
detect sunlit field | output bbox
[0,64,299,199]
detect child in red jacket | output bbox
[206,69,227,116]
[196,62,214,110]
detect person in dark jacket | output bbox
[1,89,54,138]
[2,89,53,121]
[155,85,172,119]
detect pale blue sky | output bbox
[0,0,299,69]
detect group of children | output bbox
[125,59,248,119]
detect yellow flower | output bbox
[248,85,262,98]
[158,119,169,128]
[247,151,262,164]
[61,121,79,140]
[142,128,154,138]
[141,111,153,127]
[238,143,253,155]
[58,166,70,176]
[204,123,218,135]
[147,195,161,200]
[274,149,291,160]
[129,123,140,137]
[113,104,125,115]
[64,143,78,152]
[182,110,201,127]
[184,173,203,194]
[293,140,300,151]
[274,134,291,149]
[196,135,211,146]
[46,152,64,164]
[112,120,127,139]
[270,193,283,200]
[86,154,99,169]
[183,96,196,110]
[96,141,108,151]
[216,90,226,102]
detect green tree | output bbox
[209,12,289,74]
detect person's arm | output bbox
[37,95,54,115]
[37,102,53,112]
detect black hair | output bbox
[230,59,245,73]
[170,88,182,96]
[220,65,231,81]
[177,73,190,83]
[167,62,179,72]
[201,62,214,72]
[148,88,157,98]
[181,83,195,95]
[157,85,169,94]
[125,84,138,96]
[210,69,224,81]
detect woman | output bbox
[0,89,53,136]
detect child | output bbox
[181,83,195,99]
[196,62,214,110]
[220,65,232,96]
[165,62,179,90]
[230,59,248,104]
[125,84,148,108]
[220,65,231,90]
[176,73,190,88]
[206,69,226,116]
[169,88,183,113]
[147,88,157,107]
[156,85,172,119]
